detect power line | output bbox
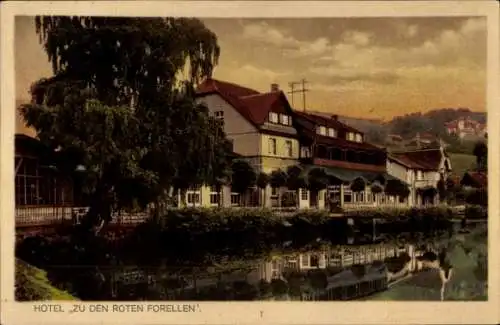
[288,79,309,112]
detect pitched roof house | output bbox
[196,79,300,174]
[461,171,487,188]
[389,148,451,172]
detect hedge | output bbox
[15,259,77,301]
[465,205,488,219]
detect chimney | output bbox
[332,114,338,121]
[270,83,280,92]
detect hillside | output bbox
[449,153,476,176]
[308,108,486,149]
[386,108,486,139]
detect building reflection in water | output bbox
[111,236,456,301]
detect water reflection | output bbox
[96,223,486,301]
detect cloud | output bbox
[342,31,371,46]
[242,22,301,49]
[238,64,286,80]
[308,17,486,85]
[407,25,418,38]
[309,66,400,85]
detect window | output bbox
[284,140,293,157]
[417,170,423,180]
[316,125,326,136]
[347,132,355,141]
[300,188,309,201]
[269,112,279,123]
[301,255,310,267]
[230,193,241,206]
[280,114,290,125]
[300,146,311,158]
[209,186,220,206]
[355,133,362,143]
[15,157,65,206]
[187,192,200,205]
[214,110,224,120]
[271,187,279,196]
[214,110,224,127]
[268,138,277,155]
[343,189,353,203]
[310,255,320,268]
[328,128,337,138]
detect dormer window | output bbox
[328,128,337,138]
[316,125,326,136]
[346,132,355,141]
[279,114,291,126]
[355,133,362,143]
[269,112,279,123]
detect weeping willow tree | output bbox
[20,16,231,232]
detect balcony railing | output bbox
[414,179,437,188]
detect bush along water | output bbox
[16,206,458,300]
[464,205,487,220]
[347,206,453,234]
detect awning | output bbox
[301,164,399,184]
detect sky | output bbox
[15,16,487,122]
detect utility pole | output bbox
[288,79,309,111]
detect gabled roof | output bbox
[390,148,447,171]
[239,91,289,125]
[292,111,382,152]
[302,128,382,151]
[196,78,293,128]
[293,110,361,134]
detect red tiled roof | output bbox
[461,171,487,188]
[196,78,292,129]
[197,78,259,98]
[292,111,384,152]
[294,110,361,134]
[304,128,381,151]
[239,92,287,125]
[390,148,445,171]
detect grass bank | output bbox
[15,259,77,301]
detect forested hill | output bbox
[306,107,486,145]
[386,108,486,139]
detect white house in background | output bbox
[387,145,452,206]
[445,116,486,139]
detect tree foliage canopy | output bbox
[230,160,257,195]
[473,140,487,171]
[20,16,230,227]
[307,168,329,191]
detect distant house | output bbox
[387,146,452,206]
[460,171,487,189]
[445,117,486,139]
[406,132,436,147]
[386,134,403,144]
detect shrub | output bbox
[465,205,488,219]
[465,188,488,207]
